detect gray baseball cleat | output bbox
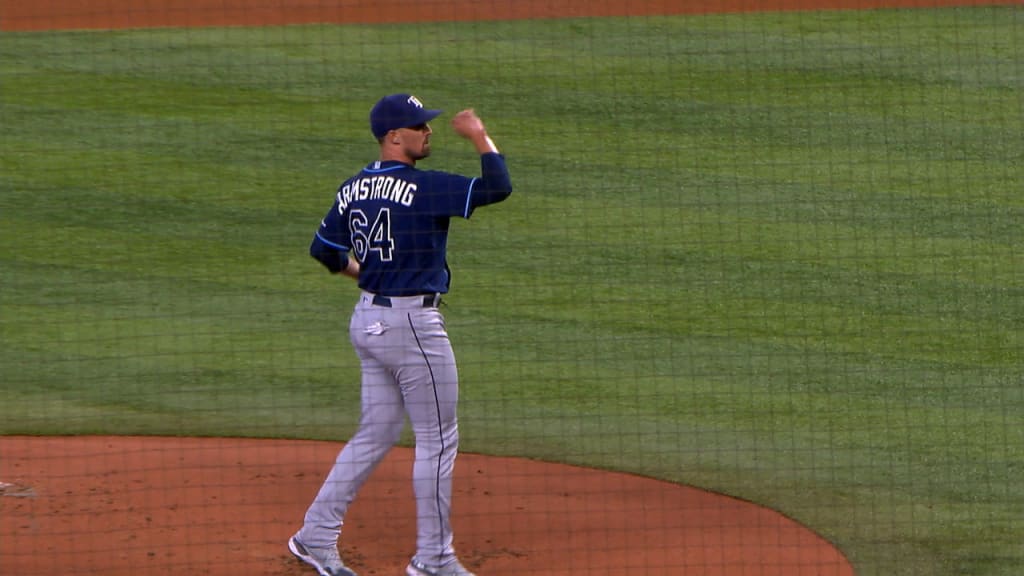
[405,556,476,576]
[288,535,358,576]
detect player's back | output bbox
[339,161,472,296]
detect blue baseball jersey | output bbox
[310,152,512,296]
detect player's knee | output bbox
[412,426,458,454]
[380,422,404,445]
[354,419,404,446]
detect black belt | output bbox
[371,293,442,308]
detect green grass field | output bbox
[2,6,1022,576]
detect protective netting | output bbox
[1,2,1021,575]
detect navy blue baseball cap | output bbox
[370,94,443,139]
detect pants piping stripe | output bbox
[408,312,447,565]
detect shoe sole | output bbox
[406,568,475,576]
[406,560,475,576]
[288,537,357,576]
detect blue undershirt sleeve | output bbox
[310,230,350,274]
[464,152,512,217]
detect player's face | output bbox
[398,122,433,160]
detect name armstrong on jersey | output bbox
[337,175,416,212]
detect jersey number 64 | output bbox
[349,208,395,263]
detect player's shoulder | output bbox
[416,167,472,183]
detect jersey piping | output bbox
[314,230,350,251]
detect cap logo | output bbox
[407,95,424,108]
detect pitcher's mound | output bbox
[0,436,852,575]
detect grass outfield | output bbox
[2,6,1022,576]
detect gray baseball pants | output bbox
[297,291,460,566]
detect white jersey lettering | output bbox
[337,176,416,213]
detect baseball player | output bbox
[288,93,513,576]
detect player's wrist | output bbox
[473,134,498,154]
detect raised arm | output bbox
[452,109,512,207]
